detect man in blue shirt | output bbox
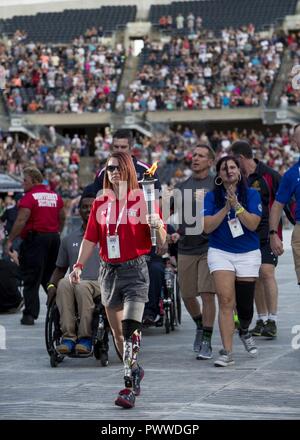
[270,124,300,283]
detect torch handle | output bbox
[150,227,157,247]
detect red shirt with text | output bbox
[18,184,63,238]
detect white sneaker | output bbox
[214,351,235,367]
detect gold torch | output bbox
[140,161,159,247]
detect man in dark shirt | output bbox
[83,129,161,198]
[173,145,216,360]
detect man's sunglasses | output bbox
[106,165,120,172]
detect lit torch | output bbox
[140,161,159,247]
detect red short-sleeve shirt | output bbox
[18,184,64,238]
[84,190,163,263]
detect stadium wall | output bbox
[0,0,198,20]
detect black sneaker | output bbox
[196,339,212,360]
[193,328,203,352]
[20,314,34,325]
[250,319,265,336]
[132,365,144,396]
[115,388,135,409]
[261,319,277,338]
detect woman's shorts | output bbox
[99,255,150,308]
[207,248,261,278]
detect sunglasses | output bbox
[106,165,120,173]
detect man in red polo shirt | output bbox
[6,167,65,325]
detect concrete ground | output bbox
[0,231,300,420]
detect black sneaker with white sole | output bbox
[196,339,212,360]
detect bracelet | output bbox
[235,206,245,215]
[73,262,84,271]
[47,283,56,291]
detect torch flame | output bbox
[145,161,159,177]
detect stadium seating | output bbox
[0,5,136,43]
[149,0,298,35]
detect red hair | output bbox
[103,152,139,192]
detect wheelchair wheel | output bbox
[100,351,109,367]
[169,298,175,331]
[50,353,58,368]
[175,279,182,325]
[165,313,170,334]
[94,328,109,367]
[45,298,64,366]
[94,343,109,367]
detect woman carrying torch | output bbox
[69,152,166,408]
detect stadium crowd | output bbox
[125,28,287,112]
[0,32,125,113]
[0,132,83,201]
[279,31,300,107]
[0,124,298,201]
[133,125,299,188]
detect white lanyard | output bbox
[106,201,127,236]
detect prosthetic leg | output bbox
[115,319,144,409]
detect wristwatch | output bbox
[269,230,278,235]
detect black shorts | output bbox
[260,241,278,266]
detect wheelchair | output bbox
[159,255,182,334]
[45,295,120,368]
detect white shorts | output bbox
[207,247,261,278]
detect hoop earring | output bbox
[238,173,241,182]
[215,176,223,186]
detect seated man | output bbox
[47,193,101,354]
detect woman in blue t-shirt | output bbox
[204,156,262,367]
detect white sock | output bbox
[268,314,277,322]
[257,314,268,323]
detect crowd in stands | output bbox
[125,28,287,112]
[1,124,297,198]
[0,124,297,249]
[132,125,299,188]
[280,31,300,107]
[158,13,204,34]
[1,31,125,113]
[2,25,299,114]
[0,131,85,201]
